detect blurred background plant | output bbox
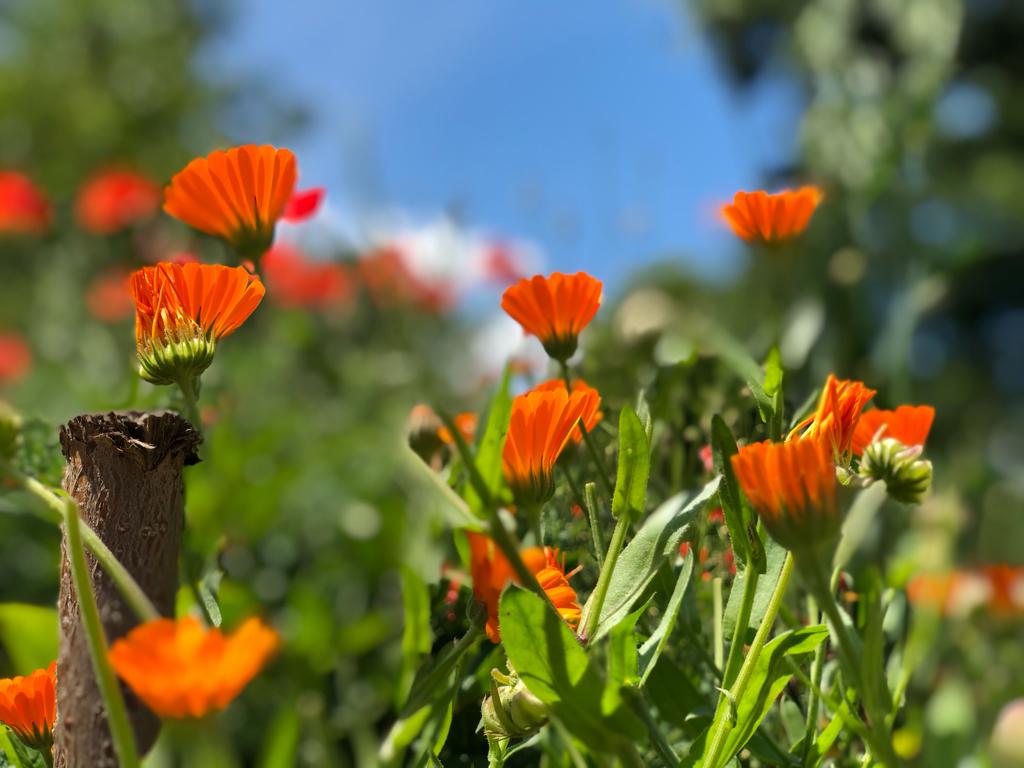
[0,0,1020,766]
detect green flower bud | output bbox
[859,438,932,505]
[481,669,549,742]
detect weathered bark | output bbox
[54,411,200,768]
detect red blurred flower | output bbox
[358,246,453,313]
[75,168,160,234]
[699,444,714,473]
[282,188,325,222]
[0,333,31,383]
[261,244,353,309]
[86,269,134,323]
[0,172,49,235]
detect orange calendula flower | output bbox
[467,532,581,643]
[438,411,478,446]
[163,145,297,257]
[851,405,935,456]
[0,662,56,750]
[129,261,265,385]
[0,172,50,235]
[109,617,278,719]
[76,168,161,234]
[721,186,823,244]
[531,378,602,442]
[502,387,601,505]
[501,272,602,361]
[789,374,876,463]
[732,438,838,552]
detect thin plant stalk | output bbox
[802,595,827,767]
[722,558,760,686]
[176,376,202,433]
[580,511,629,642]
[583,481,606,566]
[712,577,725,672]
[62,496,141,768]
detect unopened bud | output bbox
[0,401,21,460]
[859,438,932,505]
[406,405,443,463]
[481,669,549,741]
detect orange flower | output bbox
[0,662,56,750]
[908,566,1024,617]
[851,405,935,456]
[789,374,876,463]
[467,532,581,643]
[438,412,478,446]
[0,333,31,384]
[86,269,134,323]
[0,172,49,235]
[163,145,297,257]
[108,617,278,719]
[76,168,160,234]
[129,261,265,385]
[501,272,602,361]
[531,378,602,442]
[721,186,823,244]
[731,438,838,552]
[502,387,601,505]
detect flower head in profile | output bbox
[163,145,297,257]
[721,186,823,245]
[108,617,278,719]
[854,404,936,504]
[789,374,876,464]
[0,333,31,384]
[129,262,265,385]
[501,272,602,361]
[851,405,935,457]
[0,662,56,751]
[531,378,602,442]
[0,172,49,235]
[732,438,839,553]
[76,168,160,234]
[502,387,601,506]
[467,532,581,643]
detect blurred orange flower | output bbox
[261,244,353,309]
[851,405,935,456]
[466,532,581,643]
[109,617,278,719]
[0,333,31,384]
[501,272,602,361]
[502,387,601,505]
[438,412,478,446]
[790,374,876,462]
[86,269,134,323]
[0,662,56,750]
[358,246,453,313]
[721,186,822,244]
[732,438,838,552]
[129,261,265,384]
[531,378,602,442]
[0,172,49,235]
[76,168,160,234]
[908,566,1024,617]
[163,145,297,256]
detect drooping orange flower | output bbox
[261,244,353,309]
[129,261,265,385]
[467,532,581,643]
[75,168,161,234]
[789,374,876,463]
[0,333,31,384]
[531,378,602,442]
[851,405,935,456]
[502,387,601,505]
[438,411,478,446]
[0,172,50,235]
[721,186,823,244]
[163,145,297,256]
[732,438,838,552]
[0,662,56,750]
[501,272,602,361]
[108,617,278,719]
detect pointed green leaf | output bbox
[611,407,650,522]
[638,552,695,684]
[464,366,513,516]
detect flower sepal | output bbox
[859,438,932,505]
[137,328,216,386]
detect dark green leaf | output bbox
[832,483,887,572]
[722,538,786,641]
[611,407,650,522]
[0,604,57,672]
[638,553,694,684]
[710,416,761,568]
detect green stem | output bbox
[3,465,159,621]
[802,596,826,767]
[783,657,868,740]
[712,577,724,672]
[722,559,760,686]
[62,497,140,768]
[558,362,614,501]
[583,481,606,566]
[581,512,630,642]
[176,376,202,434]
[406,620,484,708]
[702,552,794,768]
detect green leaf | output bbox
[832,482,888,572]
[398,567,433,703]
[499,589,644,755]
[0,730,47,768]
[722,538,786,641]
[607,598,649,690]
[692,625,829,768]
[398,443,480,530]
[611,407,650,522]
[644,655,705,725]
[257,705,301,768]
[0,604,57,672]
[638,553,694,684]
[464,365,513,516]
[198,567,223,628]
[710,416,763,569]
[582,478,719,642]
[762,348,783,397]
[634,391,653,444]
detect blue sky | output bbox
[211,0,804,285]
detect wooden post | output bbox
[54,411,199,767]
